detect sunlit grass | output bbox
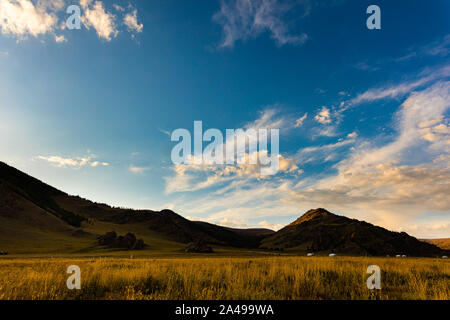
[0,256,448,300]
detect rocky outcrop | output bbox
[97,231,145,250]
[185,239,213,253]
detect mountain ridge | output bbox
[0,161,447,257]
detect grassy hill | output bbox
[0,161,271,254]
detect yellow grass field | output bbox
[0,256,448,300]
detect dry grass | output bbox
[0,256,448,300]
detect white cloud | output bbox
[432,124,450,134]
[311,106,337,137]
[54,34,67,43]
[258,220,284,231]
[37,154,109,168]
[36,0,65,11]
[80,0,118,41]
[123,9,143,34]
[0,0,60,39]
[314,106,331,124]
[38,155,79,167]
[401,221,450,239]
[185,215,253,229]
[294,112,307,127]
[418,116,443,128]
[90,161,109,167]
[213,0,308,48]
[112,4,124,12]
[129,164,150,174]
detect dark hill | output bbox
[260,208,446,257]
[0,161,85,227]
[0,161,268,251]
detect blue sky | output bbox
[0,0,449,237]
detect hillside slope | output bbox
[0,161,269,253]
[260,208,446,257]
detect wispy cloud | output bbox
[295,133,357,164]
[396,34,450,62]
[158,128,171,137]
[312,125,339,138]
[245,107,292,130]
[258,220,284,231]
[294,112,307,127]
[37,154,109,168]
[354,61,380,72]
[80,0,118,41]
[335,64,450,118]
[353,35,450,72]
[213,0,308,48]
[129,164,150,174]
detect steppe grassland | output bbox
[0,256,448,300]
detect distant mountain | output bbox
[260,208,446,257]
[421,238,450,250]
